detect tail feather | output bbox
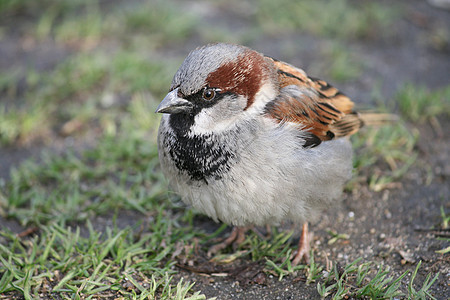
[359,112,399,126]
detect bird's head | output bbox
[156,43,278,133]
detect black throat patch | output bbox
[166,115,235,182]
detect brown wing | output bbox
[265,58,363,146]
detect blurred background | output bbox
[0,0,449,298]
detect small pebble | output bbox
[101,92,116,108]
[384,210,392,219]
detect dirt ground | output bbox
[1,0,449,299]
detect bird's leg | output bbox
[207,226,247,257]
[234,226,247,247]
[263,224,272,239]
[292,222,312,266]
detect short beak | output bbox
[155,88,192,114]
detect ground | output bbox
[0,0,449,299]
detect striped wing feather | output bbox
[265,58,363,144]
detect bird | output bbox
[156,43,387,265]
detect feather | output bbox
[359,112,399,126]
[265,58,367,144]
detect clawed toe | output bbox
[207,226,247,257]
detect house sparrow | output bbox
[156,43,377,265]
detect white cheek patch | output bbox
[191,110,220,135]
[189,109,240,136]
[188,95,247,136]
[187,82,277,136]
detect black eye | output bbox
[202,88,216,101]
